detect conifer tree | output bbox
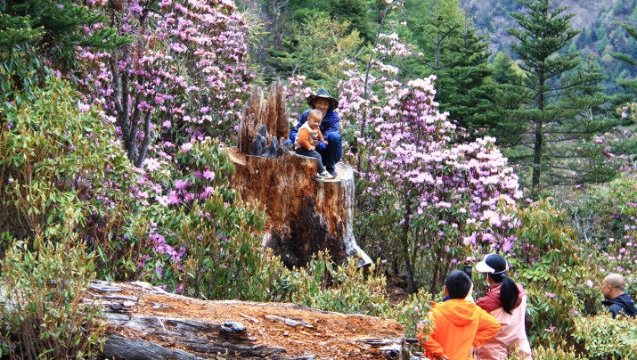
[402,0,499,139]
[489,52,527,147]
[610,22,637,100]
[0,0,126,104]
[507,0,619,198]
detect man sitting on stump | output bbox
[290,89,342,178]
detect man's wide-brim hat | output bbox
[307,89,339,111]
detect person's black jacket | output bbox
[602,293,637,318]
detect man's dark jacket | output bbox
[602,293,637,318]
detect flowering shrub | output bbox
[78,0,254,166]
[346,74,522,292]
[511,200,605,347]
[618,102,637,122]
[558,176,637,278]
[284,29,522,294]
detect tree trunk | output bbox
[230,83,372,268]
[85,280,409,360]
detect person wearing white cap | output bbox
[473,254,532,360]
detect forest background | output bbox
[1,0,637,358]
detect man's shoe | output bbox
[326,168,337,178]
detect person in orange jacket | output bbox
[416,270,500,360]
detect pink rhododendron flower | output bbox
[203,170,215,181]
[181,143,193,153]
[175,179,188,190]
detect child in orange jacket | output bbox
[294,109,333,179]
[416,270,500,360]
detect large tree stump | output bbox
[229,83,371,268]
[87,280,409,359]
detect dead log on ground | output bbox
[86,281,409,359]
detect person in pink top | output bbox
[474,254,532,360]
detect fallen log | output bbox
[86,281,409,359]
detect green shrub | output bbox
[0,77,142,280]
[531,342,585,360]
[512,200,593,347]
[150,194,267,300]
[287,255,393,316]
[385,289,432,338]
[0,231,106,359]
[573,315,637,358]
[240,250,413,320]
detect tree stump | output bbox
[229,82,372,268]
[87,280,409,359]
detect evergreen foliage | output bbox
[610,22,637,100]
[0,0,126,71]
[506,0,620,197]
[401,0,500,139]
[266,13,363,89]
[489,51,527,146]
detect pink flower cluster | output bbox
[78,0,254,165]
[336,54,521,253]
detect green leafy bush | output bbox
[0,232,106,359]
[573,315,637,358]
[0,78,142,280]
[531,342,584,360]
[149,193,267,299]
[512,200,596,347]
[385,289,432,338]
[287,255,392,316]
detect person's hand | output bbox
[317,142,327,151]
[309,146,315,151]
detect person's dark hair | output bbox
[484,254,520,314]
[445,270,472,299]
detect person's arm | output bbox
[318,130,328,144]
[416,312,447,359]
[320,110,340,136]
[472,309,501,348]
[296,128,314,151]
[476,292,501,313]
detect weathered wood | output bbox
[239,81,290,156]
[86,281,409,359]
[230,83,372,268]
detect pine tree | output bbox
[0,0,127,103]
[489,51,527,146]
[266,14,362,89]
[507,0,619,198]
[402,0,499,139]
[609,22,637,99]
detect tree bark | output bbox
[85,281,409,360]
